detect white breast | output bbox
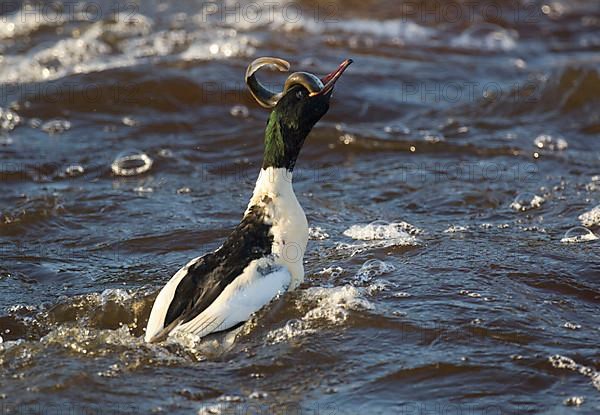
[246,167,308,289]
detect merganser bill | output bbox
[144,57,352,343]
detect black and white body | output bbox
[145,57,352,343]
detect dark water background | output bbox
[1,0,599,413]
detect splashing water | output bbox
[2,0,600,411]
[511,193,545,212]
[354,259,396,284]
[41,119,71,135]
[267,285,373,344]
[533,134,568,151]
[338,221,421,255]
[549,355,600,392]
[579,205,600,227]
[343,220,421,240]
[560,227,598,244]
[309,226,330,240]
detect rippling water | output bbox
[1,0,599,413]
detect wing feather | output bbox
[145,203,274,343]
[172,261,291,338]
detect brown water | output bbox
[1,0,600,413]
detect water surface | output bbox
[1,0,599,413]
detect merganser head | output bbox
[246,57,352,171]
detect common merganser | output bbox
[144,57,352,343]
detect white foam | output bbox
[0,14,252,84]
[564,396,584,407]
[344,220,421,240]
[41,325,135,356]
[393,291,412,298]
[0,8,65,40]
[133,186,154,194]
[585,176,600,192]
[194,2,433,43]
[534,134,568,151]
[42,119,71,135]
[561,227,598,244]
[339,221,420,255]
[0,107,21,131]
[549,355,600,392]
[181,33,255,61]
[459,290,482,298]
[266,319,315,344]
[0,24,114,83]
[266,285,373,344]
[65,165,85,177]
[510,193,544,212]
[444,225,468,233]
[295,18,432,42]
[99,288,132,306]
[579,205,600,227]
[303,285,373,323]
[563,322,581,330]
[355,259,395,284]
[365,279,393,295]
[318,266,344,278]
[309,226,330,240]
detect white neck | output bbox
[246,167,294,213]
[245,166,308,289]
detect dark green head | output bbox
[245,57,353,171]
[262,84,332,170]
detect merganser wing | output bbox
[145,204,277,342]
[171,260,291,338]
